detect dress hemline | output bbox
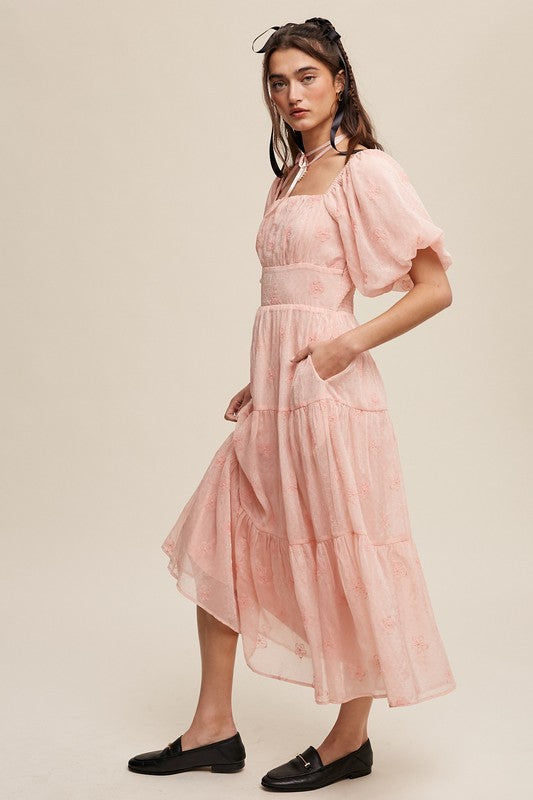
[164,554,457,708]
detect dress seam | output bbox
[261,262,345,275]
[250,399,388,413]
[257,303,353,314]
[237,503,411,547]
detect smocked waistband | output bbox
[260,262,354,312]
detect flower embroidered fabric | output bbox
[162,149,456,707]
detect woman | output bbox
[128,17,457,792]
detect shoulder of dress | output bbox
[332,149,415,207]
[263,174,282,212]
[325,149,409,221]
[341,148,405,183]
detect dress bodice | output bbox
[255,149,453,305]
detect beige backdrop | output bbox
[2,1,532,798]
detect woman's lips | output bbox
[290,110,309,117]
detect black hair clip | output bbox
[251,19,341,53]
[251,26,281,54]
[304,17,342,44]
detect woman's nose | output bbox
[287,82,304,104]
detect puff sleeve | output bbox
[326,150,453,297]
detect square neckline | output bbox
[272,147,371,206]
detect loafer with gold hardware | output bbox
[128,731,246,775]
[261,738,372,791]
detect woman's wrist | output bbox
[337,328,365,360]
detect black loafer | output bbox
[261,738,372,792]
[128,731,246,775]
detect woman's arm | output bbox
[292,246,453,379]
[340,245,453,358]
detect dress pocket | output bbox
[307,351,358,385]
[298,349,388,411]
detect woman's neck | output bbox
[300,126,348,154]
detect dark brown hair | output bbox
[259,20,384,177]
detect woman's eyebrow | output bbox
[268,66,319,80]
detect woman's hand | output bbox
[224,382,252,422]
[291,338,355,381]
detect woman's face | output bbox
[267,47,344,132]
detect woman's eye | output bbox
[271,75,315,91]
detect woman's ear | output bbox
[334,69,345,95]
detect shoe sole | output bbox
[128,759,245,776]
[261,765,371,791]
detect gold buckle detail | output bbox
[296,753,311,769]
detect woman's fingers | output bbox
[290,346,310,363]
[224,384,251,422]
[224,398,241,421]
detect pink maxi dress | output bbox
[162,147,457,707]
